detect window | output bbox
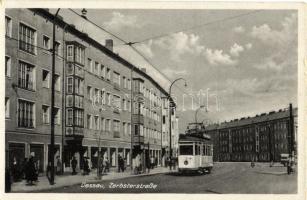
[42,105,49,124]
[75,78,84,95]
[5,56,11,77]
[101,118,105,131]
[179,145,193,155]
[100,64,105,78]
[113,71,120,86]
[67,77,73,94]
[5,16,12,37]
[19,23,36,54]
[94,62,99,75]
[106,68,111,81]
[128,123,131,135]
[123,99,126,111]
[54,74,60,91]
[43,35,50,50]
[123,122,127,135]
[94,88,99,104]
[74,109,84,127]
[18,61,35,91]
[100,90,105,105]
[67,45,73,61]
[163,116,166,124]
[127,79,131,90]
[75,46,84,64]
[112,95,121,110]
[113,120,120,132]
[106,119,111,131]
[94,116,99,130]
[87,114,92,129]
[67,109,73,126]
[123,76,126,88]
[55,41,60,55]
[87,86,93,101]
[18,99,34,128]
[87,58,93,72]
[5,97,10,118]
[106,93,111,106]
[127,100,131,112]
[54,108,60,125]
[42,70,50,88]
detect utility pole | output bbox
[289,103,294,159]
[50,8,60,185]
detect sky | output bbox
[56,9,298,133]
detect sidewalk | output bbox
[11,167,171,192]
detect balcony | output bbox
[132,114,144,124]
[133,135,144,144]
[113,131,120,138]
[65,127,84,146]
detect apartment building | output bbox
[5,8,177,173]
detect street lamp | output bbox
[168,78,187,167]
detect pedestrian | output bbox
[26,155,37,185]
[11,157,19,182]
[146,156,151,173]
[83,157,90,175]
[46,162,52,183]
[104,157,109,173]
[56,156,62,175]
[150,156,154,169]
[118,155,122,172]
[71,156,77,175]
[22,158,28,180]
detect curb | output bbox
[13,170,170,193]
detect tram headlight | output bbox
[184,160,188,165]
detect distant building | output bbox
[205,106,297,162]
[5,8,177,173]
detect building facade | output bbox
[5,8,177,174]
[205,106,297,162]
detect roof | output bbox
[31,8,171,98]
[179,134,211,142]
[205,107,297,131]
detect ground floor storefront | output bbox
[6,132,163,176]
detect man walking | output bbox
[71,156,77,175]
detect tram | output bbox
[178,123,213,174]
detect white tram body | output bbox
[178,133,213,173]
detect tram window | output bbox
[179,145,193,155]
[195,145,200,155]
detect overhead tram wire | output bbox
[115,10,261,46]
[67,9,209,119]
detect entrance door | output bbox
[30,144,44,173]
[8,143,25,169]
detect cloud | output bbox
[250,13,297,72]
[204,48,237,66]
[250,13,297,47]
[154,32,205,61]
[245,43,253,49]
[233,26,245,33]
[136,40,154,58]
[162,68,187,79]
[230,43,244,57]
[103,12,142,31]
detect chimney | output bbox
[141,68,146,74]
[105,39,113,52]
